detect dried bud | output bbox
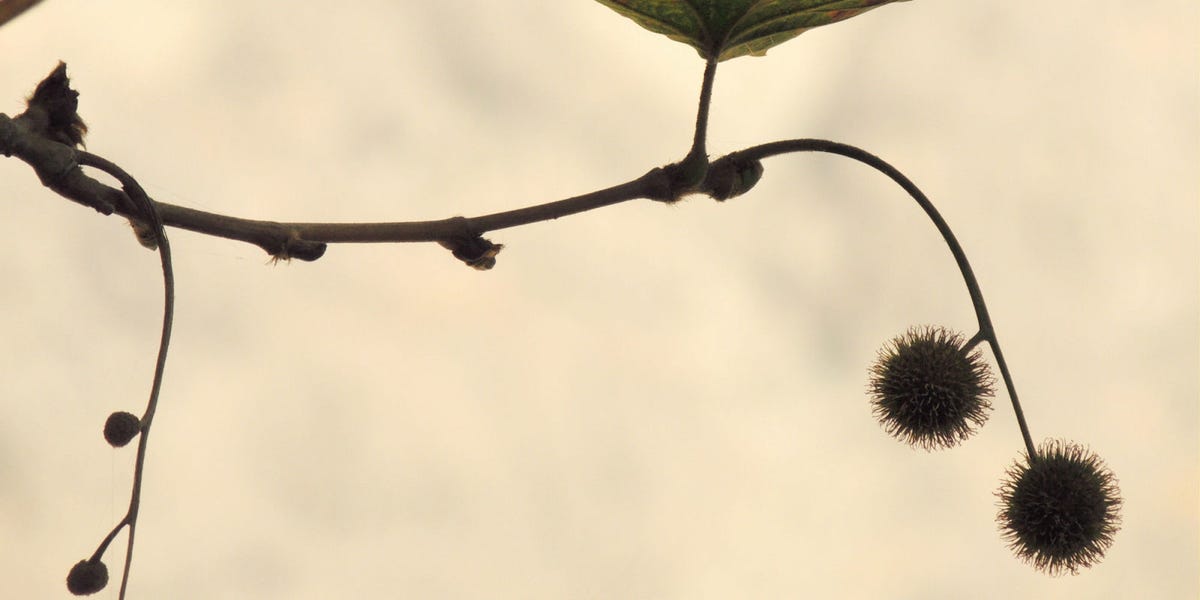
[438,235,503,270]
[868,326,993,450]
[26,62,87,147]
[268,234,327,263]
[103,411,142,448]
[997,440,1123,575]
[66,558,108,595]
[705,155,764,201]
[129,219,159,250]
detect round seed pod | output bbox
[103,411,142,448]
[66,559,108,596]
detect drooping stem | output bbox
[732,139,1038,460]
[77,150,175,599]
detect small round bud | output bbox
[868,326,994,450]
[437,235,503,271]
[66,559,108,595]
[129,218,159,250]
[103,411,142,448]
[997,440,1123,575]
[705,155,764,201]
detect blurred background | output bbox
[0,1,1196,598]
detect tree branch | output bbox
[0,0,44,29]
[1,110,680,265]
[0,60,752,268]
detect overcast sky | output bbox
[1,2,1196,598]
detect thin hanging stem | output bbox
[76,150,175,599]
[731,139,1038,460]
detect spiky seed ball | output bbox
[66,559,108,595]
[868,326,994,450]
[103,411,141,448]
[997,440,1123,575]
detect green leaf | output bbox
[594,0,910,62]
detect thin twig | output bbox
[0,110,673,260]
[0,0,43,28]
[76,150,175,600]
[0,60,733,262]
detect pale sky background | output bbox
[0,2,1196,599]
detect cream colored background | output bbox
[1,2,1196,598]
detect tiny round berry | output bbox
[997,439,1123,575]
[103,411,142,448]
[868,326,994,450]
[66,558,108,595]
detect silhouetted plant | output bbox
[0,2,1122,596]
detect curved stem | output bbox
[89,516,129,563]
[77,150,175,599]
[733,139,1037,459]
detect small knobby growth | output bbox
[0,2,1122,596]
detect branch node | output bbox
[269,233,327,263]
[642,166,681,203]
[651,150,714,204]
[24,62,87,148]
[438,230,503,271]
